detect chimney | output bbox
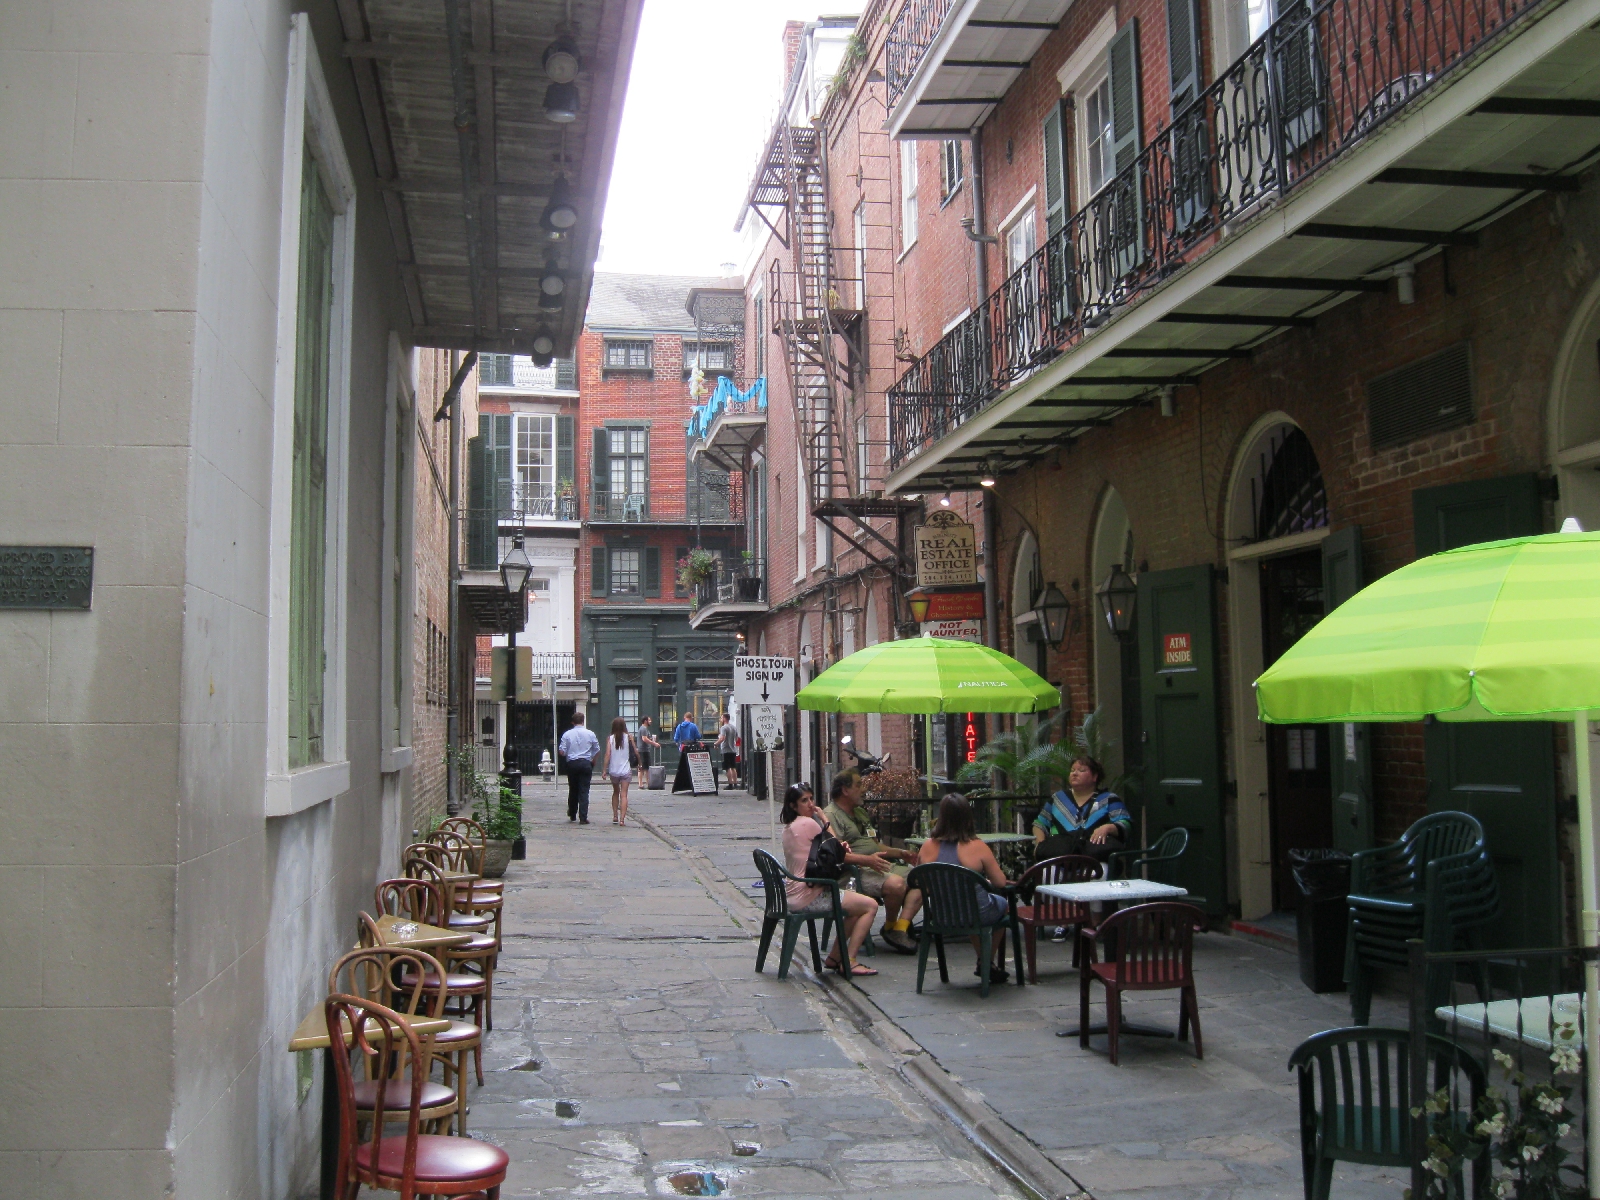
[782,20,805,91]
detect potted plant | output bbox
[736,551,763,601]
[676,547,718,596]
[474,785,523,878]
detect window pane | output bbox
[610,549,640,593]
[515,413,556,511]
[617,686,641,732]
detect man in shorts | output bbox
[822,769,917,954]
[716,714,740,789]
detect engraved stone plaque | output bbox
[0,546,94,609]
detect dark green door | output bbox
[1322,526,1374,852]
[1413,475,1559,951]
[1137,564,1224,914]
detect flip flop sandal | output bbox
[850,963,878,976]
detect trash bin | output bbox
[1290,848,1352,994]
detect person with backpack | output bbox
[780,783,877,976]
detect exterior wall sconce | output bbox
[501,533,533,595]
[1394,259,1416,304]
[1033,582,1071,647]
[1097,564,1138,641]
[907,591,931,623]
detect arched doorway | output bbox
[1549,275,1600,528]
[1224,417,1334,918]
[1089,488,1139,784]
[1011,529,1045,678]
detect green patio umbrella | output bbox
[796,636,1061,715]
[796,636,1060,803]
[1254,526,1600,1180]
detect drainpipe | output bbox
[963,128,1000,653]
[441,349,477,815]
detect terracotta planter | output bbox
[480,839,514,878]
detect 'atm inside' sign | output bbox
[1163,633,1193,666]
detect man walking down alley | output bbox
[560,711,602,823]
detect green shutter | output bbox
[556,414,575,498]
[466,432,494,569]
[1167,0,1200,110]
[288,142,335,770]
[592,427,609,518]
[492,413,512,518]
[644,547,661,597]
[640,427,650,519]
[591,545,607,597]
[1042,100,1073,322]
[1107,20,1145,277]
[1166,0,1209,231]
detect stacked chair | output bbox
[1344,811,1499,1024]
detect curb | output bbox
[636,811,1092,1200]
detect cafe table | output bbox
[1034,878,1190,1041]
[371,913,473,949]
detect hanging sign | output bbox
[734,656,794,705]
[1163,633,1194,666]
[749,704,786,752]
[921,618,982,642]
[914,511,977,587]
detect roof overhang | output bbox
[886,0,1072,140]
[886,0,1600,492]
[337,0,645,356]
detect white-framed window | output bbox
[610,549,641,596]
[1082,74,1115,197]
[266,13,358,817]
[609,426,647,504]
[852,202,867,309]
[899,139,919,252]
[940,140,964,201]
[380,336,416,774]
[1004,207,1037,277]
[515,412,556,512]
[682,341,733,378]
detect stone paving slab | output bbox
[631,783,1413,1200]
[359,778,1030,1199]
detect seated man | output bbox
[822,768,918,954]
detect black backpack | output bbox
[804,827,848,880]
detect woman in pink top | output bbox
[780,783,878,976]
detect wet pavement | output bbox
[422,776,1030,1199]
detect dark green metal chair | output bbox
[752,849,849,981]
[904,862,1023,998]
[1288,1026,1488,1200]
[1109,826,1190,885]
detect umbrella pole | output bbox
[1578,712,1600,1198]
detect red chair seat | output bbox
[451,933,498,954]
[446,913,492,931]
[354,1132,509,1183]
[397,971,486,995]
[352,1079,456,1112]
[432,1019,481,1045]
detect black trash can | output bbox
[1289,848,1352,994]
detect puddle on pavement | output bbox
[511,1059,541,1071]
[731,1142,760,1156]
[665,1170,726,1195]
[555,1100,579,1118]
[749,1077,790,1091]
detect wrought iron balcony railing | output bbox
[885,0,961,111]
[887,0,1552,471]
[694,558,767,610]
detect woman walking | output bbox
[606,717,636,826]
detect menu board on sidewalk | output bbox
[673,749,719,795]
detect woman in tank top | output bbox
[606,717,636,826]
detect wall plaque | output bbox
[0,546,93,609]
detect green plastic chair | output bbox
[904,861,1023,998]
[1109,826,1190,884]
[1288,1026,1488,1200]
[752,849,849,980]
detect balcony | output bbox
[478,353,578,392]
[688,557,767,631]
[885,0,1600,491]
[886,0,1074,138]
[687,376,768,473]
[590,484,745,525]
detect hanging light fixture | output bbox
[543,32,581,83]
[539,287,564,312]
[938,491,952,508]
[1032,582,1071,648]
[541,175,578,234]
[544,80,580,123]
[539,253,566,297]
[979,458,998,488]
[530,327,556,358]
[1096,564,1138,641]
[906,591,931,623]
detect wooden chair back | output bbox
[439,816,488,845]
[325,994,427,1195]
[328,945,444,1020]
[356,911,383,949]
[376,877,446,928]
[1016,854,1102,923]
[429,830,480,876]
[1094,902,1206,989]
[402,842,446,870]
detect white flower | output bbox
[1494,1049,1516,1070]
[1494,1177,1516,1199]
[1424,1155,1450,1177]
[1558,1123,1572,1138]
[1535,1091,1564,1115]
[1551,1046,1583,1075]
[1476,1112,1507,1137]
[1523,1144,1545,1162]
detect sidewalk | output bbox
[445,775,1031,1199]
[629,781,1410,1200]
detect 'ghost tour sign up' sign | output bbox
[0,546,94,609]
[914,511,977,587]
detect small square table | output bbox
[372,913,472,950]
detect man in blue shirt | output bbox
[558,711,602,823]
[673,712,701,749]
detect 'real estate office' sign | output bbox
[914,511,977,587]
[0,546,94,609]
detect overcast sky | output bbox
[595,1,846,278]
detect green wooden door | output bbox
[1137,564,1224,913]
[1413,475,1559,951]
[1322,526,1374,852]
